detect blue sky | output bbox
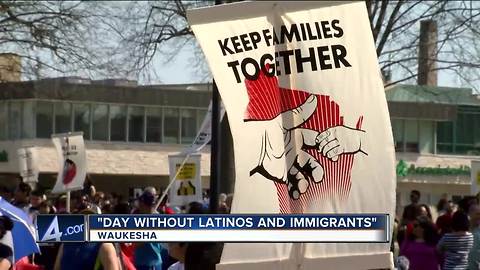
[153,46,460,88]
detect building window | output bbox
[128,106,144,142]
[456,112,473,145]
[146,107,162,143]
[404,120,419,152]
[36,101,53,138]
[8,101,22,140]
[110,105,127,141]
[22,101,35,139]
[436,107,480,155]
[73,104,91,140]
[437,121,453,153]
[0,102,7,140]
[55,102,72,134]
[197,109,207,131]
[181,109,197,144]
[475,113,480,153]
[391,119,404,152]
[92,104,108,141]
[164,108,179,144]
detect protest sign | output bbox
[188,1,395,269]
[17,147,39,183]
[51,132,87,194]
[168,154,203,206]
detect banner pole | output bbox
[209,79,221,214]
[66,191,71,213]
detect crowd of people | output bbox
[4,177,480,270]
[0,178,231,270]
[393,190,480,270]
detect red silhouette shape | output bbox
[244,70,362,213]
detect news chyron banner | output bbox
[35,214,388,243]
[168,154,202,206]
[17,146,39,183]
[51,132,87,194]
[188,1,395,269]
[472,160,480,195]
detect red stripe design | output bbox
[245,71,358,213]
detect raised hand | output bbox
[249,95,324,200]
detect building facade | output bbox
[387,84,480,211]
[0,78,479,206]
[0,78,212,196]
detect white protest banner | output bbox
[472,160,480,195]
[188,1,395,269]
[168,154,202,206]
[51,132,87,194]
[184,102,225,154]
[17,147,39,183]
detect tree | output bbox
[0,1,131,80]
[109,1,212,83]
[367,0,480,90]
[122,0,480,91]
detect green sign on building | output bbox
[396,160,470,177]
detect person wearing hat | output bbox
[134,191,165,270]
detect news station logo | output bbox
[36,215,86,242]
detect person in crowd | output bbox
[184,202,223,270]
[144,186,157,197]
[395,256,410,270]
[437,201,455,236]
[401,204,434,245]
[437,211,474,269]
[112,202,136,270]
[400,215,440,270]
[29,189,45,211]
[31,196,59,269]
[437,198,449,217]
[111,192,121,206]
[28,189,46,221]
[54,241,120,270]
[225,193,233,213]
[417,203,433,221]
[71,192,89,213]
[0,216,13,270]
[186,202,205,215]
[202,190,210,209]
[0,186,12,202]
[54,210,120,270]
[134,190,165,270]
[55,195,68,214]
[11,182,31,212]
[392,217,401,259]
[101,200,113,214]
[83,175,96,198]
[468,204,480,269]
[217,193,229,214]
[39,201,55,214]
[402,190,421,226]
[458,196,478,213]
[167,243,187,270]
[157,195,175,215]
[94,191,105,207]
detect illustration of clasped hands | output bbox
[249,95,367,200]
